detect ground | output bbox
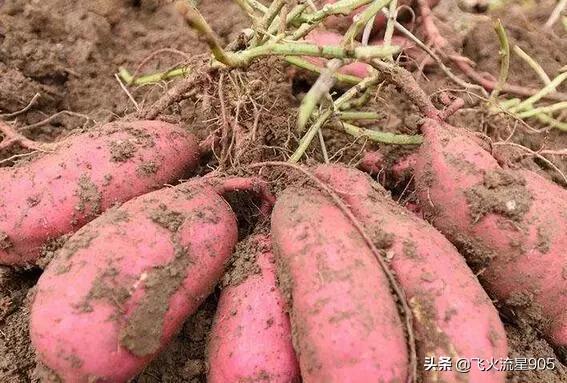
[0,0,566,381]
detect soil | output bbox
[1,0,566,382]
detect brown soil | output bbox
[1,0,566,382]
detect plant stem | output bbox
[490,19,510,100]
[536,113,567,132]
[303,0,373,23]
[509,71,567,113]
[290,75,381,161]
[343,0,391,46]
[284,57,362,84]
[245,0,267,13]
[513,45,553,88]
[290,0,374,40]
[251,0,285,46]
[332,121,423,144]
[517,102,567,119]
[176,1,240,67]
[118,67,190,86]
[297,59,343,132]
[289,109,333,162]
[233,0,259,21]
[383,0,397,60]
[237,41,399,65]
[339,111,381,120]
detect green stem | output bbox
[383,0,397,61]
[290,75,381,162]
[245,0,267,13]
[517,101,567,119]
[339,87,374,110]
[490,19,510,100]
[339,111,381,120]
[266,3,309,38]
[536,114,567,132]
[334,122,423,144]
[284,57,362,84]
[289,110,333,163]
[509,71,567,113]
[513,45,552,88]
[251,0,285,46]
[335,75,381,107]
[290,0,374,40]
[176,2,240,67]
[233,0,258,21]
[118,67,190,86]
[303,0,373,23]
[343,0,391,46]
[236,42,399,65]
[297,59,343,132]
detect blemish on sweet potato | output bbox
[149,204,185,232]
[465,169,532,223]
[109,140,137,162]
[0,231,12,250]
[58,231,98,262]
[536,226,551,254]
[137,161,160,177]
[76,266,132,313]
[75,175,102,216]
[119,241,193,357]
[221,239,261,288]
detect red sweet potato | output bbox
[207,234,300,383]
[414,118,567,347]
[0,120,200,266]
[271,185,408,382]
[314,164,508,383]
[30,179,238,382]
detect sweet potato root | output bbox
[314,164,508,383]
[271,185,408,382]
[0,120,200,266]
[414,118,567,347]
[30,179,238,382]
[207,234,300,383]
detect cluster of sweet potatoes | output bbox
[2,113,566,382]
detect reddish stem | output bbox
[418,0,567,102]
[438,97,465,120]
[0,121,47,152]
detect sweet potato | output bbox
[30,179,238,382]
[271,186,408,382]
[207,234,300,383]
[314,164,508,383]
[0,120,200,266]
[414,118,567,347]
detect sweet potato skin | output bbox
[271,186,408,383]
[314,164,508,383]
[414,119,567,347]
[207,234,300,383]
[0,120,200,266]
[30,180,237,382]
